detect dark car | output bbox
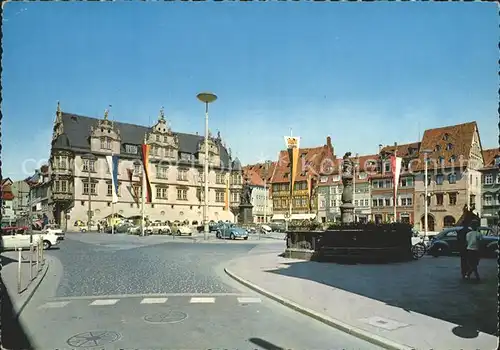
[428,226,498,258]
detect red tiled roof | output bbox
[380,142,421,158]
[482,148,500,170]
[243,168,266,187]
[1,183,14,200]
[413,122,477,171]
[243,162,278,185]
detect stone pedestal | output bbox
[238,204,254,225]
[340,203,355,225]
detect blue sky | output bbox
[2,2,498,180]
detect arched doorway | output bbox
[443,215,456,228]
[421,214,435,232]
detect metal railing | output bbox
[16,239,45,294]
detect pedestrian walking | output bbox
[457,205,472,279]
[465,220,483,280]
[97,222,101,233]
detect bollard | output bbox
[29,244,33,281]
[36,240,40,273]
[17,248,22,294]
[41,240,45,265]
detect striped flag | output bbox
[391,155,403,209]
[141,144,152,203]
[105,155,119,203]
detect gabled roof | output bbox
[271,140,335,184]
[53,112,233,168]
[482,148,500,170]
[1,178,13,186]
[414,122,477,171]
[380,142,421,158]
[243,162,278,186]
[1,182,14,200]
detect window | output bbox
[125,145,138,154]
[384,162,390,172]
[166,148,175,158]
[436,193,444,206]
[106,183,121,197]
[436,174,444,185]
[450,155,456,163]
[301,197,307,207]
[449,193,457,206]
[364,199,369,206]
[101,137,112,150]
[448,173,457,184]
[354,200,358,207]
[273,199,279,209]
[215,191,226,203]
[156,187,168,199]
[196,188,204,201]
[133,163,142,175]
[495,156,500,166]
[378,198,384,207]
[216,173,225,184]
[445,231,457,238]
[231,191,239,203]
[446,143,453,151]
[156,135,161,142]
[151,146,159,156]
[54,156,68,169]
[425,174,431,186]
[484,195,493,206]
[401,197,412,206]
[320,176,328,183]
[484,174,494,185]
[372,199,378,207]
[177,169,188,181]
[400,177,413,187]
[177,188,188,200]
[156,165,168,179]
[83,181,97,195]
[435,145,441,152]
[385,198,391,207]
[54,180,68,193]
[82,159,96,172]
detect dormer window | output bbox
[446,143,453,151]
[101,137,112,150]
[125,145,138,154]
[495,156,500,166]
[443,133,449,141]
[156,135,161,142]
[435,145,441,152]
[438,156,444,165]
[450,155,456,163]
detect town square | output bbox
[1,2,498,350]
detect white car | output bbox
[146,221,171,235]
[1,230,61,251]
[260,224,272,233]
[43,224,65,239]
[173,225,192,236]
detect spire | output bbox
[159,106,165,121]
[56,101,61,116]
[104,107,109,120]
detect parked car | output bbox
[105,222,135,234]
[269,221,286,232]
[428,226,498,258]
[147,221,171,235]
[260,224,272,233]
[216,223,249,240]
[1,227,62,250]
[172,224,192,236]
[43,224,65,239]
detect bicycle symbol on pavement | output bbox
[66,330,121,348]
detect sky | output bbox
[2,2,498,180]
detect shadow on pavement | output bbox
[0,255,18,267]
[249,337,285,350]
[267,256,498,337]
[1,275,35,350]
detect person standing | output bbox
[465,220,483,280]
[456,205,472,279]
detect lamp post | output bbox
[263,160,272,224]
[83,153,96,232]
[422,149,432,239]
[197,92,217,241]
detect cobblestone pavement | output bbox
[17,234,378,350]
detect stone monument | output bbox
[340,152,355,224]
[238,179,254,225]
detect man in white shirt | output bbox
[465,220,482,280]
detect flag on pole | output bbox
[106,155,119,203]
[141,144,152,203]
[391,155,403,209]
[224,174,230,211]
[284,136,300,201]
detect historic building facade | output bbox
[270,136,335,221]
[243,163,276,223]
[1,178,15,225]
[48,103,243,228]
[414,122,484,232]
[479,148,500,226]
[370,142,420,224]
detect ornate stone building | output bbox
[479,148,500,226]
[49,103,243,228]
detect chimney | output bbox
[378,144,383,153]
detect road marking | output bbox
[190,297,215,303]
[140,297,168,304]
[89,299,119,306]
[237,297,262,304]
[49,292,243,301]
[39,301,70,309]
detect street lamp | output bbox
[82,153,97,232]
[197,92,218,241]
[422,149,433,239]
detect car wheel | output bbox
[81,229,87,233]
[216,232,220,239]
[177,230,181,235]
[230,233,235,240]
[43,240,51,250]
[244,237,248,240]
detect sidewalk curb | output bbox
[224,267,415,350]
[16,257,51,317]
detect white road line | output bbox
[140,297,168,304]
[50,293,243,301]
[237,297,262,304]
[190,297,216,304]
[38,301,70,309]
[89,299,119,306]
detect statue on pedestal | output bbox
[238,178,254,225]
[340,152,355,224]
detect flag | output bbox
[106,155,119,203]
[307,173,312,213]
[141,144,152,203]
[224,174,230,211]
[391,155,403,207]
[284,136,300,202]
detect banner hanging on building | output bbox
[391,155,403,206]
[141,144,152,203]
[284,136,300,200]
[106,155,120,203]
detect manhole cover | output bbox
[67,330,121,348]
[144,310,188,324]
